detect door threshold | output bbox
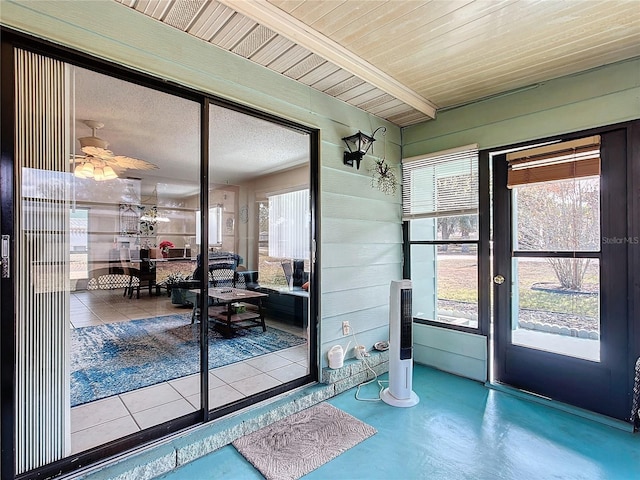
[486,381,635,433]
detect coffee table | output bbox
[196,287,268,337]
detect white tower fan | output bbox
[381,279,419,407]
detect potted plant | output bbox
[158,240,174,258]
[165,272,185,302]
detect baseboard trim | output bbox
[486,381,635,433]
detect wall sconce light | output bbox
[342,126,386,169]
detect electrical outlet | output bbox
[342,321,350,335]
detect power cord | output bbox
[348,327,388,402]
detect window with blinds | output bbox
[402,144,481,331]
[506,136,601,188]
[402,144,479,220]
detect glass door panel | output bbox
[14,51,203,467]
[68,66,202,452]
[206,105,311,410]
[511,257,600,361]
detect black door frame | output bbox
[0,28,320,479]
[492,122,640,422]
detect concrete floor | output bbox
[158,364,640,480]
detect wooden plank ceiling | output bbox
[115,0,640,127]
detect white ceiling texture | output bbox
[73,66,309,197]
[76,0,640,194]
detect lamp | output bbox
[73,159,120,181]
[73,121,120,181]
[342,126,386,169]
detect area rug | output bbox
[70,313,306,407]
[233,403,376,480]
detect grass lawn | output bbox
[437,255,599,318]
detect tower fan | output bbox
[381,280,419,407]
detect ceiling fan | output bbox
[72,120,159,181]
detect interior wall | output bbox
[0,1,402,369]
[403,58,640,380]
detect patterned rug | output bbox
[70,314,306,407]
[233,403,376,480]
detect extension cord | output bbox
[348,326,387,402]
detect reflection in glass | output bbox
[65,65,202,454]
[511,258,600,361]
[207,105,311,411]
[14,52,314,471]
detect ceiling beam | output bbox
[218,0,437,120]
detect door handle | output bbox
[1,235,9,278]
[493,274,505,285]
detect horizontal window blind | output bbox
[507,136,600,188]
[402,144,479,220]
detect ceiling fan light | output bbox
[93,167,105,181]
[74,163,87,178]
[103,165,118,180]
[81,161,95,177]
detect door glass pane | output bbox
[514,177,600,251]
[207,105,310,411]
[511,257,600,361]
[67,65,202,453]
[412,243,478,328]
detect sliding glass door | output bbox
[11,51,204,467]
[2,39,317,478]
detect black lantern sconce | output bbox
[342,126,386,169]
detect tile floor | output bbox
[69,289,308,454]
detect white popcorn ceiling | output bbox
[73,65,309,197]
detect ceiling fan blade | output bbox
[109,155,159,171]
[82,146,115,160]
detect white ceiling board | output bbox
[219,0,437,118]
[114,0,640,126]
[186,2,236,39]
[208,104,309,185]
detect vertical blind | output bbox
[268,189,309,259]
[195,206,222,245]
[15,48,70,473]
[402,144,479,220]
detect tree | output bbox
[516,178,599,290]
[436,172,478,249]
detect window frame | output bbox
[403,150,490,336]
